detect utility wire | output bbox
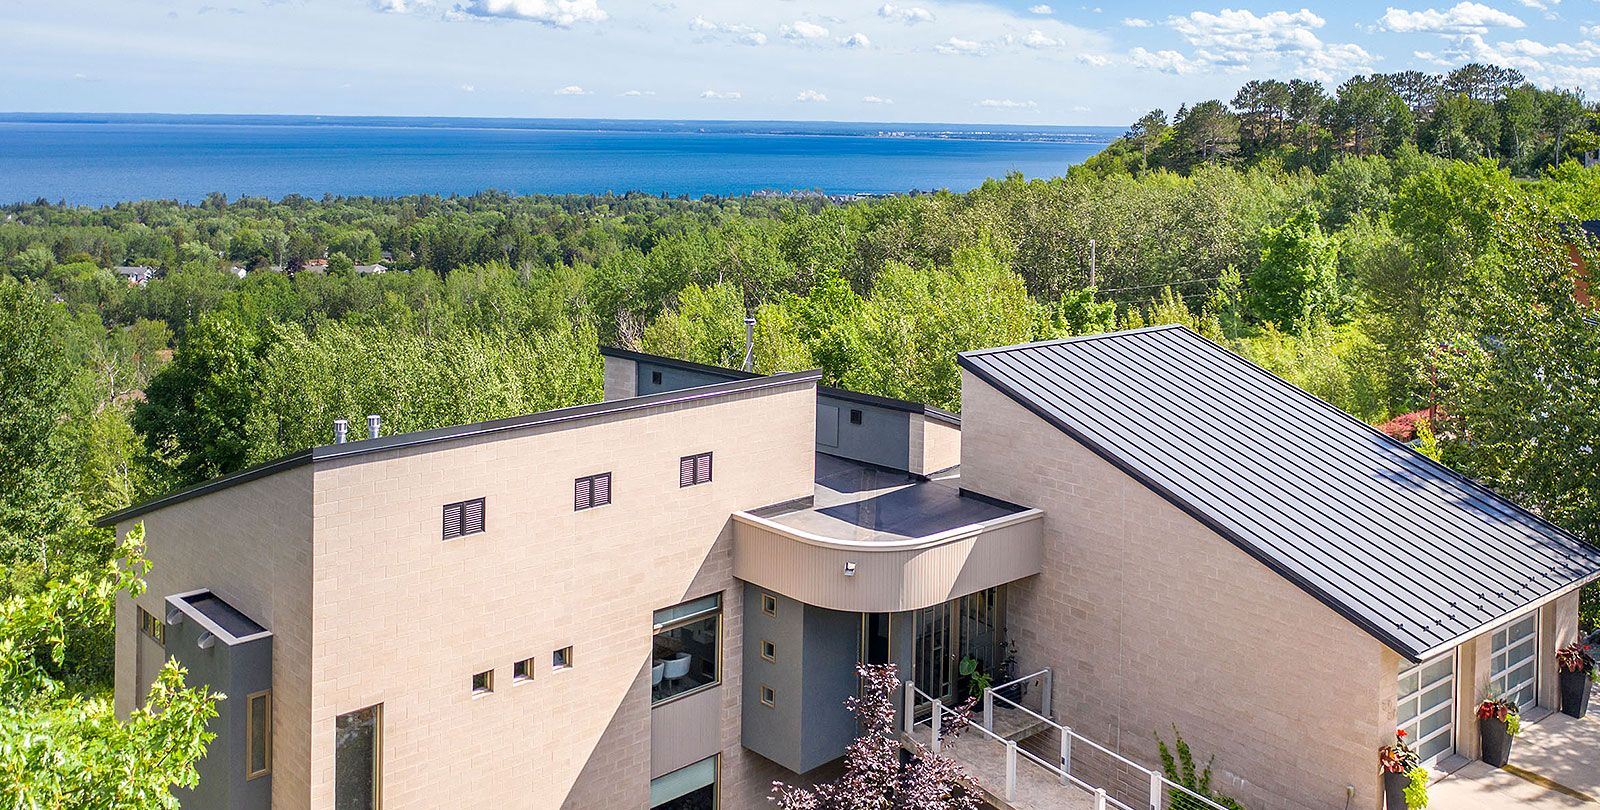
[1090,274,1250,295]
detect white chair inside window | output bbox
[663,652,692,690]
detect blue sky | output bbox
[2,0,1597,126]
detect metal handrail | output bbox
[905,675,1236,810]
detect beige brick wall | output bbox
[307,381,816,810]
[958,370,1388,810]
[115,464,316,810]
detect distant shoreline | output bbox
[0,113,1122,145]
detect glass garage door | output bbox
[1490,614,1539,710]
[1399,653,1455,763]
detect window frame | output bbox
[471,669,494,696]
[1489,613,1540,711]
[678,452,713,487]
[760,593,777,617]
[245,689,272,780]
[849,408,863,425]
[513,657,535,683]
[1398,651,1456,765]
[575,472,612,511]
[651,593,723,706]
[442,497,486,540]
[760,684,776,708]
[553,646,574,671]
[137,605,165,645]
[760,638,776,663]
[334,703,383,810]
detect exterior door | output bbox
[911,587,1005,704]
[1398,653,1456,764]
[1490,614,1539,710]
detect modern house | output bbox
[103,325,1600,810]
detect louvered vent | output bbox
[443,497,486,540]
[679,452,712,487]
[575,473,611,511]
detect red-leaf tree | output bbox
[771,663,983,810]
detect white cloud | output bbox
[862,95,894,104]
[1377,3,1524,35]
[1076,53,1110,66]
[1122,17,1151,27]
[841,32,871,48]
[741,32,766,45]
[453,0,606,26]
[1165,8,1374,76]
[460,83,476,91]
[1072,105,1091,112]
[700,89,741,99]
[554,85,588,95]
[688,14,715,31]
[1514,0,1549,9]
[1128,46,1197,74]
[977,98,1037,108]
[1029,4,1053,13]
[936,36,985,55]
[781,20,830,39]
[372,0,410,12]
[1432,33,1600,81]
[1022,29,1061,48]
[619,89,655,96]
[878,3,934,24]
[796,89,828,102]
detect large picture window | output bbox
[335,704,382,810]
[652,594,720,704]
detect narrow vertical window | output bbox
[761,593,777,617]
[679,452,712,487]
[137,605,165,645]
[760,684,776,707]
[443,497,486,540]
[335,704,382,810]
[575,473,612,510]
[849,408,863,425]
[246,690,272,780]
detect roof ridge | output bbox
[958,324,1190,359]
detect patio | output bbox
[1430,683,1600,809]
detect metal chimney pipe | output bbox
[741,317,756,372]
[334,419,348,444]
[367,415,381,440]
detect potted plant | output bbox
[1476,695,1520,767]
[958,655,993,699]
[1556,642,1597,719]
[1379,730,1429,810]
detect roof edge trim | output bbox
[97,370,822,529]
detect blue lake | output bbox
[0,115,1117,206]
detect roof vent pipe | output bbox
[367,415,380,440]
[741,317,756,372]
[334,419,348,444]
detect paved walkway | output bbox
[1431,683,1600,809]
[904,723,1097,810]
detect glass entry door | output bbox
[912,587,1006,703]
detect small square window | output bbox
[761,593,777,617]
[761,639,776,663]
[849,409,863,425]
[553,646,574,670]
[679,452,712,487]
[575,472,611,510]
[651,370,663,385]
[513,658,535,682]
[760,684,776,707]
[472,669,494,696]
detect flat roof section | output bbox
[756,454,1023,544]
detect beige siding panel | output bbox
[732,511,1043,612]
[603,356,638,401]
[307,381,816,810]
[115,464,315,810]
[958,368,1388,810]
[920,415,961,475]
[650,686,723,778]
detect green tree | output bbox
[0,526,222,809]
[0,280,76,574]
[1249,206,1341,331]
[135,311,265,485]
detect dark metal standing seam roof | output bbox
[958,325,1600,662]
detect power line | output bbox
[1091,274,1250,295]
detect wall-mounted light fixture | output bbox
[843,561,857,577]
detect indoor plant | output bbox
[1476,695,1520,767]
[1379,730,1428,809]
[1556,642,1597,719]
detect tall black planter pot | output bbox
[1382,771,1411,810]
[1480,716,1514,767]
[1559,670,1593,719]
